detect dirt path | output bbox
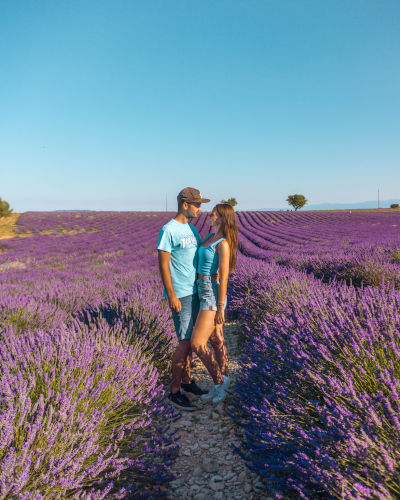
[0,213,25,240]
[166,322,272,500]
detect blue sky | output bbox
[1,0,399,211]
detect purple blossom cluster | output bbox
[0,211,180,498]
[228,256,400,499]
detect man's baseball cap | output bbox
[177,187,210,204]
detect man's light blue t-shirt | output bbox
[157,219,202,299]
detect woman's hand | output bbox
[215,305,225,325]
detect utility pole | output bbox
[166,194,168,212]
[378,189,380,209]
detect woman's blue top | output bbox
[197,234,226,275]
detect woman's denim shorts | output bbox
[197,276,227,312]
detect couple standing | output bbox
[158,187,238,411]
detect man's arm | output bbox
[158,250,182,312]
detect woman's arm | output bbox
[215,240,230,325]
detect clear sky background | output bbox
[1,0,399,212]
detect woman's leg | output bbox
[210,323,229,377]
[191,311,223,386]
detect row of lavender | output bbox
[0,212,180,499]
[236,211,400,287]
[193,211,400,497]
[223,208,400,499]
[227,256,400,499]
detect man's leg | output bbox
[171,339,191,393]
[171,293,207,396]
[168,295,198,411]
[182,346,192,385]
[170,294,195,392]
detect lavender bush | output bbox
[228,257,400,499]
[0,320,177,499]
[74,278,176,371]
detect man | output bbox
[158,187,210,411]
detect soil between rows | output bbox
[166,322,278,500]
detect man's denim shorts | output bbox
[171,293,200,341]
[197,276,227,312]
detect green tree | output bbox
[0,198,13,217]
[390,204,399,209]
[286,194,308,211]
[221,198,238,207]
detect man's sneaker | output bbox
[168,389,196,411]
[201,386,217,402]
[181,379,208,396]
[212,375,231,404]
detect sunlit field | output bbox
[1,210,400,499]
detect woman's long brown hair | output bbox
[216,203,238,272]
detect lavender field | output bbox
[0,212,178,499]
[2,210,400,499]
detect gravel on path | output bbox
[166,322,274,500]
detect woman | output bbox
[191,203,238,403]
